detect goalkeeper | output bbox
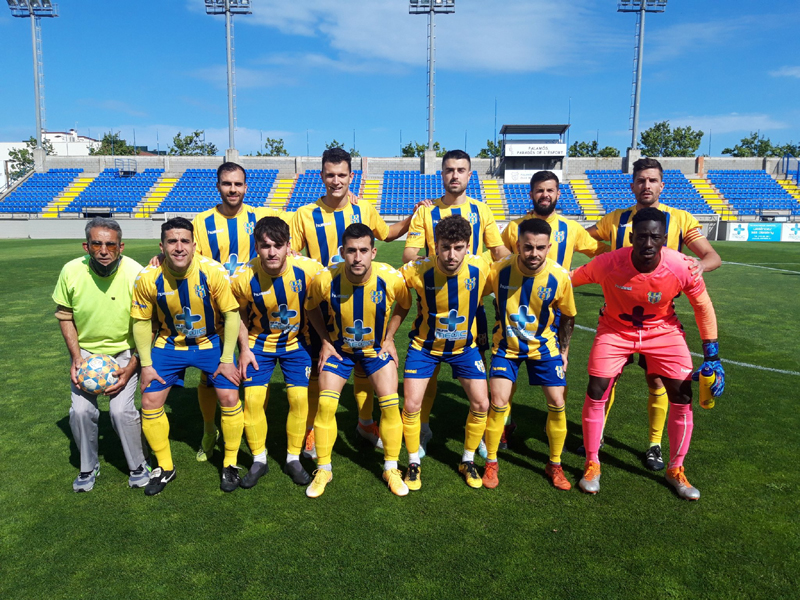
[570,207,725,500]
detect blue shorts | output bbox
[490,355,566,387]
[404,346,487,380]
[322,351,394,380]
[244,347,312,388]
[146,346,239,393]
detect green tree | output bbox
[569,140,620,157]
[325,139,360,157]
[89,132,137,156]
[639,121,704,157]
[477,139,502,158]
[7,136,54,182]
[256,137,289,157]
[168,130,217,156]
[401,141,445,157]
[597,145,621,157]
[721,132,800,157]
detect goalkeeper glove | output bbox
[692,341,725,397]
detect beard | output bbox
[533,199,557,216]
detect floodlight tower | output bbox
[6,0,58,150]
[618,0,667,150]
[205,0,252,157]
[409,0,455,151]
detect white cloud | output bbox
[78,99,148,118]
[669,113,788,134]
[770,66,800,79]
[646,17,753,63]
[189,65,297,89]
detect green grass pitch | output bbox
[0,238,798,599]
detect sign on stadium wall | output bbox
[725,222,800,242]
[505,169,563,184]
[505,143,567,157]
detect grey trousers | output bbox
[69,348,146,473]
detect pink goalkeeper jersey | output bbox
[571,247,706,332]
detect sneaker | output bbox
[575,439,604,457]
[383,468,409,497]
[144,467,176,496]
[666,466,700,501]
[220,465,241,493]
[459,461,483,489]
[356,422,384,450]
[482,461,499,489]
[128,462,151,489]
[545,462,572,491]
[283,460,311,485]
[240,460,268,489]
[73,464,100,493]
[645,445,665,471]
[578,461,601,494]
[306,468,332,498]
[302,430,317,460]
[418,428,433,460]
[196,428,219,462]
[498,421,517,450]
[404,463,421,491]
[477,438,488,460]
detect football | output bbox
[76,354,120,395]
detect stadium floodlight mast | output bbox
[409,0,455,152]
[618,0,667,150]
[6,0,58,151]
[204,0,251,155]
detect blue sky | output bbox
[1,0,798,157]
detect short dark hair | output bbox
[342,223,374,248]
[322,147,352,173]
[217,161,246,183]
[518,217,552,239]
[161,217,194,242]
[441,149,471,168]
[434,214,471,245]
[254,216,290,247]
[632,206,667,230]
[530,170,560,189]
[632,157,663,181]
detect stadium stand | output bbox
[286,170,362,211]
[0,168,82,213]
[707,169,800,216]
[504,183,582,217]
[586,169,714,214]
[61,168,163,214]
[380,170,482,216]
[158,168,278,213]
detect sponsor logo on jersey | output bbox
[404,369,418,374]
[499,284,519,291]
[174,306,205,338]
[315,222,329,228]
[344,319,374,348]
[647,291,662,304]
[435,309,468,340]
[615,284,633,291]
[425,285,444,291]
[157,291,175,297]
[269,304,299,333]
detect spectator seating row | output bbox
[62,168,163,213]
[504,183,583,217]
[285,170,362,212]
[707,170,800,216]
[0,168,82,213]
[159,168,278,213]
[380,170,482,215]
[586,169,714,214]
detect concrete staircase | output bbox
[689,177,736,221]
[269,177,296,211]
[570,179,604,221]
[776,178,800,207]
[41,174,95,218]
[361,179,381,210]
[134,176,178,218]
[481,180,505,220]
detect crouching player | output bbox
[482,218,576,490]
[231,217,323,488]
[572,207,725,500]
[131,217,244,496]
[303,223,412,498]
[401,215,491,490]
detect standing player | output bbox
[482,218,576,490]
[401,215,491,490]
[132,217,244,496]
[231,217,323,488]
[584,157,722,470]
[303,223,412,498]
[401,149,510,457]
[54,218,149,492]
[572,208,725,500]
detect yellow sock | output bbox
[197,381,218,431]
[504,384,517,426]
[377,394,402,462]
[314,390,340,466]
[464,409,488,453]
[546,402,567,463]
[142,407,173,471]
[286,385,309,455]
[220,401,244,468]
[243,386,268,457]
[485,402,508,460]
[402,409,421,454]
[420,364,440,424]
[306,377,320,431]
[354,371,374,422]
[603,380,617,426]
[648,386,668,444]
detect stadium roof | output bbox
[499,125,570,136]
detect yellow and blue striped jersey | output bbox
[594,203,703,252]
[230,255,323,354]
[405,196,504,257]
[131,256,239,350]
[501,212,609,270]
[485,256,576,360]
[290,195,390,267]
[192,205,289,276]
[306,261,411,357]
[402,254,491,357]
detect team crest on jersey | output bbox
[194,285,207,299]
[648,291,662,304]
[290,279,304,293]
[371,290,384,304]
[555,231,566,243]
[464,277,477,291]
[245,221,255,235]
[468,212,479,225]
[537,286,553,301]
[350,214,361,224]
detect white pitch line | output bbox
[574,324,800,376]
[722,261,800,274]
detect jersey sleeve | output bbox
[229,265,251,310]
[404,207,427,249]
[500,221,515,252]
[52,264,73,308]
[305,269,330,311]
[368,204,391,241]
[392,271,412,309]
[574,224,611,258]
[130,268,156,320]
[191,213,208,256]
[483,265,496,298]
[481,205,504,249]
[593,213,613,243]
[290,208,307,253]
[570,254,606,288]
[207,263,239,313]
[555,271,577,318]
[400,260,420,291]
[680,211,704,246]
